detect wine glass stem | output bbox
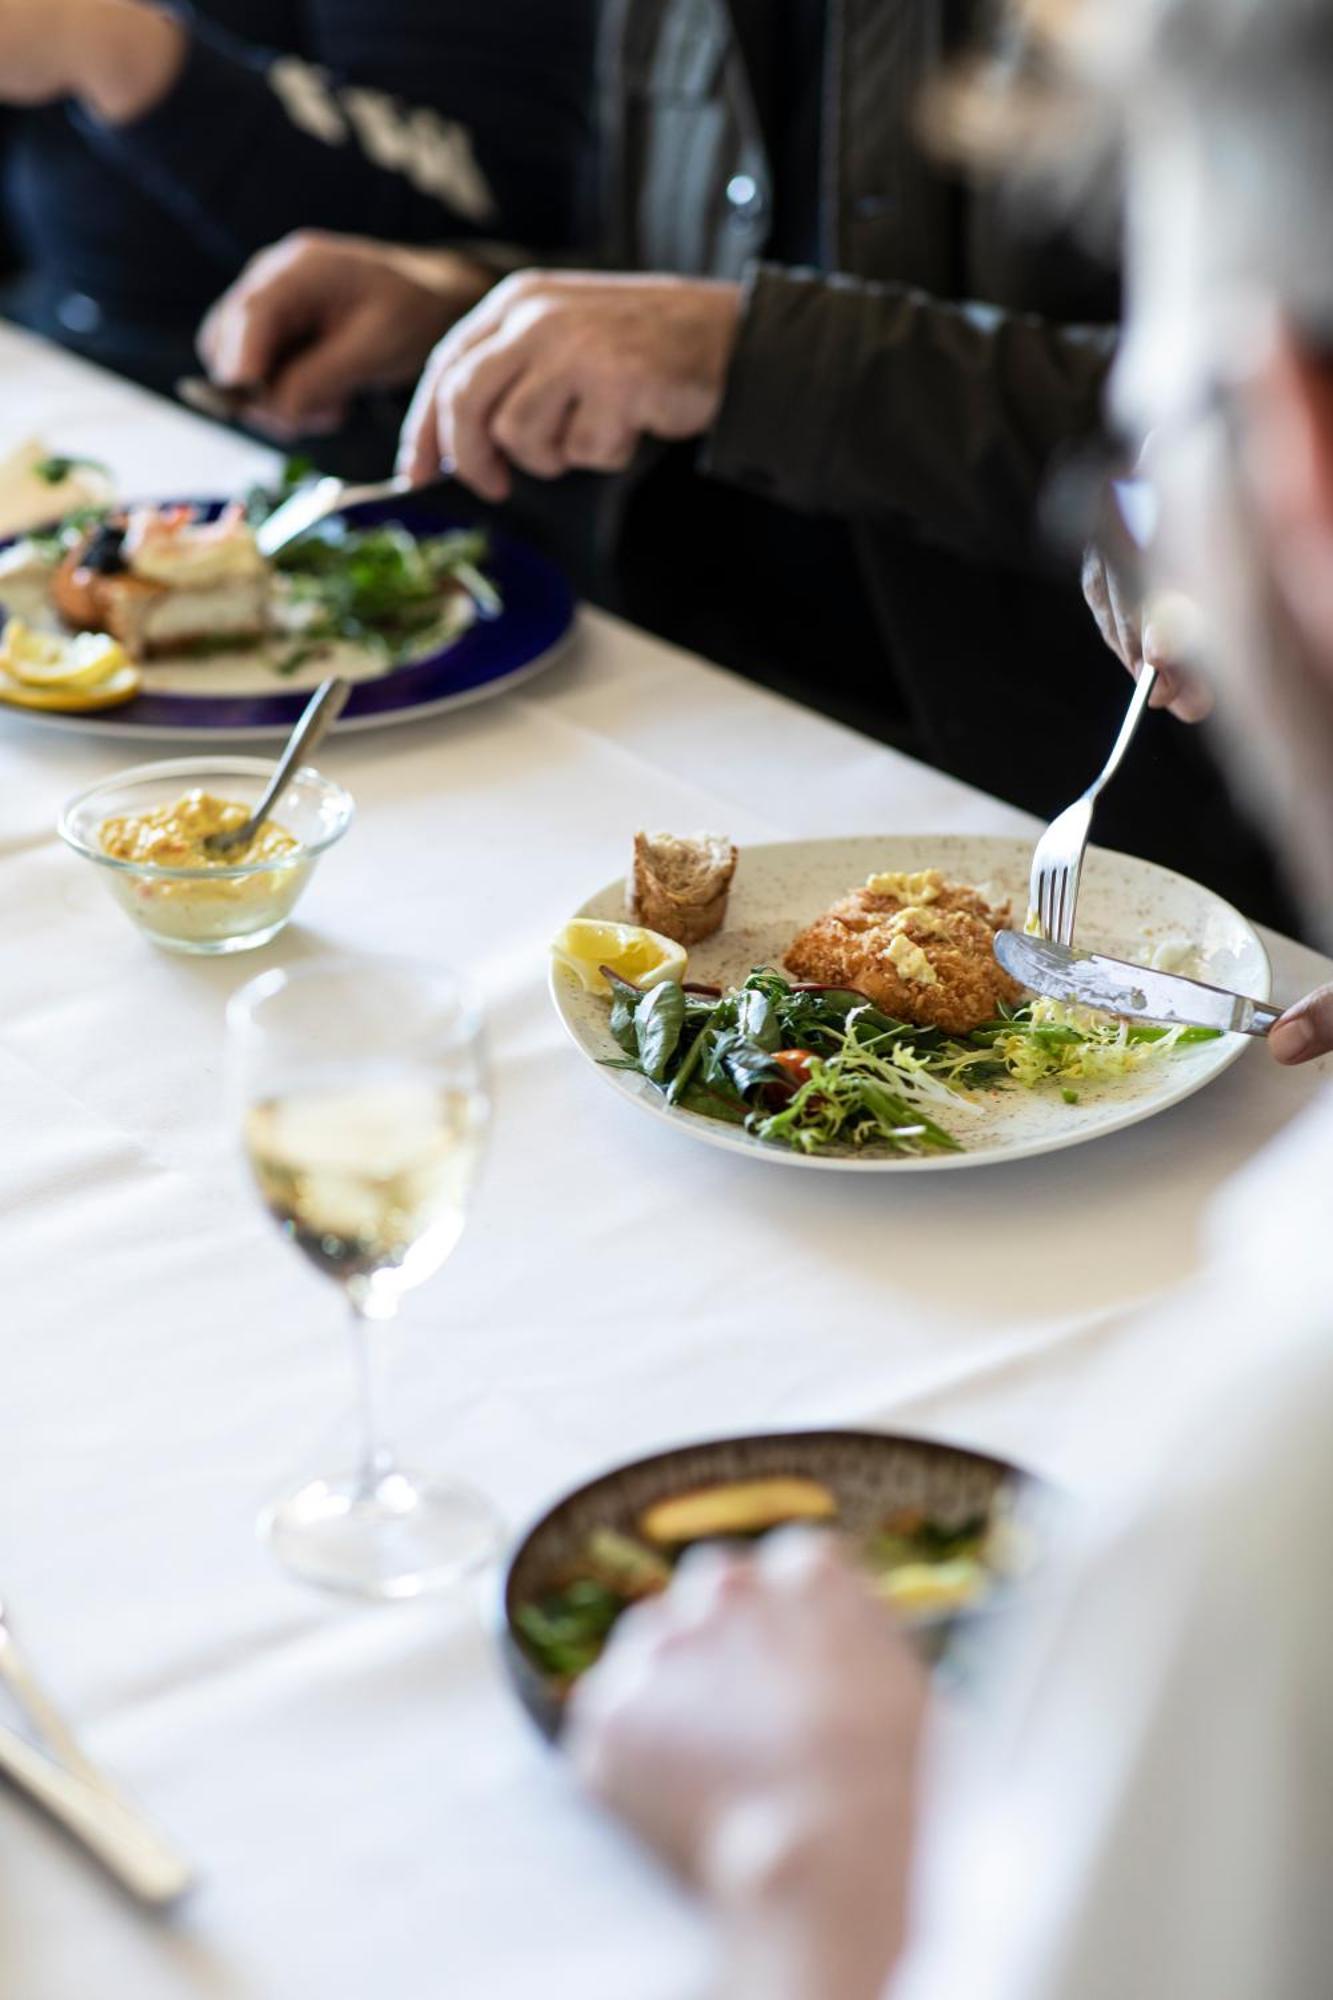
[348,1300,391,1499]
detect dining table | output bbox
[1,316,1329,2000]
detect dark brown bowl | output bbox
[499,1427,1034,1741]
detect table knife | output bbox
[0,1719,194,1907]
[254,473,415,558]
[994,930,1282,1036]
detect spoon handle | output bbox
[245,676,352,834]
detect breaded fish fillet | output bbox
[784,870,1023,1034]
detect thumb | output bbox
[1142,626,1215,724]
[1269,984,1333,1064]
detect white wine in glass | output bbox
[229,958,497,1598]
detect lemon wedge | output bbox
[0,662,141,712]
[552,919,687,995]
[1,619,129,689]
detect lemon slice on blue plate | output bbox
[2,620,129,688]
[0,662,142,712]
[0,619,141,711]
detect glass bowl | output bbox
[58,755,355,955]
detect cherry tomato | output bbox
[772,1048,816,1087]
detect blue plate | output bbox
[0,495,575,740]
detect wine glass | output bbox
[227,956,498,1598]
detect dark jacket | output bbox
[604,0,1116,568]
[587,0,1297,930]
[2,2,593,382]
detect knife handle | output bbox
[0,1723,193,1907]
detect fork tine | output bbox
[1054,870,1072,947]
[1039,867,1058,942]
[1061,861,1082,947]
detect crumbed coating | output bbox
[784,878,1022,1034]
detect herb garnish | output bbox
[33,455,110,486]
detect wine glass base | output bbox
[259,1467,502,1600]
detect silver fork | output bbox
[1030,665,1158,945]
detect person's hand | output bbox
[198,234,493,441]
[1081,540,1214,724]
[0,0,83,101]
[1269,984,1333,1065]
[569,1533,926,2000]
[398,272,744,501]
[0,0,184,121]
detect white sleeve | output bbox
[892,1339,1333,2000]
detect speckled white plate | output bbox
[550,833,1271,1173]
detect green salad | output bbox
[602,968,1218,1157]
[517,1503,999,1687]
[245,459,500,672]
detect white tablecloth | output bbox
[1,322,1329,1998]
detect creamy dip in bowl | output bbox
[59,755,354,954]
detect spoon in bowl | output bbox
[204,675,351,858]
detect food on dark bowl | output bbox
[501,1430,1037,1738]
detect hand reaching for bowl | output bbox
[569,1531,927,2000]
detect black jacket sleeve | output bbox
[73,6,586,266]
[703,263,1118,567]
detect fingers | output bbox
[1082,546,1135,669]
[562,404,639,473]
[251,308,388,438]
[442,345,527,501]
[199,253,305,395]
[398,329,524,499]
[1083,544,1216,725]
[1269,984,1333,1064]
[490,371,577,480]
[1101,558,1148,675]
[398,354,448,487]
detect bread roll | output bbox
[629,830,738,945]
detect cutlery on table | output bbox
[0,1597,104,1789]
[203,674,351,857]
[994,930,1282,1036]
[0,1722,193,1907]
[1029,664,1158,946]
[0,1603,193,1907]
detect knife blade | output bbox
[994,930,1281,1037]
[0,1719,194,1906]
[254,473,414,559]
